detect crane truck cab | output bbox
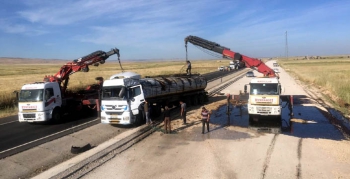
[18,82,62,122]
[244,77,283,131]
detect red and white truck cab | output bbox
[18,82,62,122]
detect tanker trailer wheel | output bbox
[154,104,161,117]
[198,94,205,105]
[51,108,62,124]
[192,95,199,106]
[184,98,191,107]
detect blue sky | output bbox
[0,0,349,60]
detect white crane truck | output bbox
[17,48,120,123]
[185,35,293,132]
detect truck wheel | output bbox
[185,99,191,107]
[51,108,61,124]
[248,115,254,126]
[135,111,144,126]
[277,115,282,127]
[192,95,198,106]
[154,105,161,117]
[204,94,209,102]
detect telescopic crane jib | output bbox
[184,35,277,78]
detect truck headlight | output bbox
[101,116,106,120]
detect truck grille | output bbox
[105,105,127,110]
[23,113,35,119]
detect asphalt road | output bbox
[80,61,350,179]
[0,114,97,154]
[0,69,238,158]
[0,69,240,179]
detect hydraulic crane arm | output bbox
[185,35,277,77]
[44,48,120,93]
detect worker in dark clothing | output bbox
[144,100,152,125]
[201,106,210,134]
[179,100,186,124]
[186,60,191,75]
[163,106,171,134]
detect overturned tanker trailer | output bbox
[100,71,208,125]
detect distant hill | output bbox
[0,57,70,64]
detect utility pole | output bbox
[285,31,288,60]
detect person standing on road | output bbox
[186,60,191,75]
[179,100,187,124]
[163,106,171,134]
[144,100,152,125]
[201,106,210,134]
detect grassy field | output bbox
[4,56,349,118]
[278,57,350,116]
[0,58,230,117]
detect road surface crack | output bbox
[260,134,278,179]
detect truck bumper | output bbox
[248,105,281,116]
[18,112,49,122]
[100,111,134,125]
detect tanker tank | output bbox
[101,72,209,125]
[139,75,207,99]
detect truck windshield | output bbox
[19,89,44,102]
[250,83,279,95]
[102,86,126,100]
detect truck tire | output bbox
[154,104,161,117]
[184,98,191,107]
[277,115,282,127]
[198,94,205,105]
[192,95,198,106]
[51,108,61,124]
[135,111,144,126]
[248,115,254,126]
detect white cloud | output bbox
[2,0,349,58]
[0,18,48,35]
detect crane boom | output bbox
[184,35,277,77]
[44,48,120,93]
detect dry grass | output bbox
[278,57,350,116]
[0,58,230,117]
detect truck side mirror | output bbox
[278,85,284,94]
[244,85,247,93]
[119,87,126,98]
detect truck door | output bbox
[129,85,145,114]
[44,88,56,113]
[52,84,62,107]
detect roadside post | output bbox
[226,94,231,126]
